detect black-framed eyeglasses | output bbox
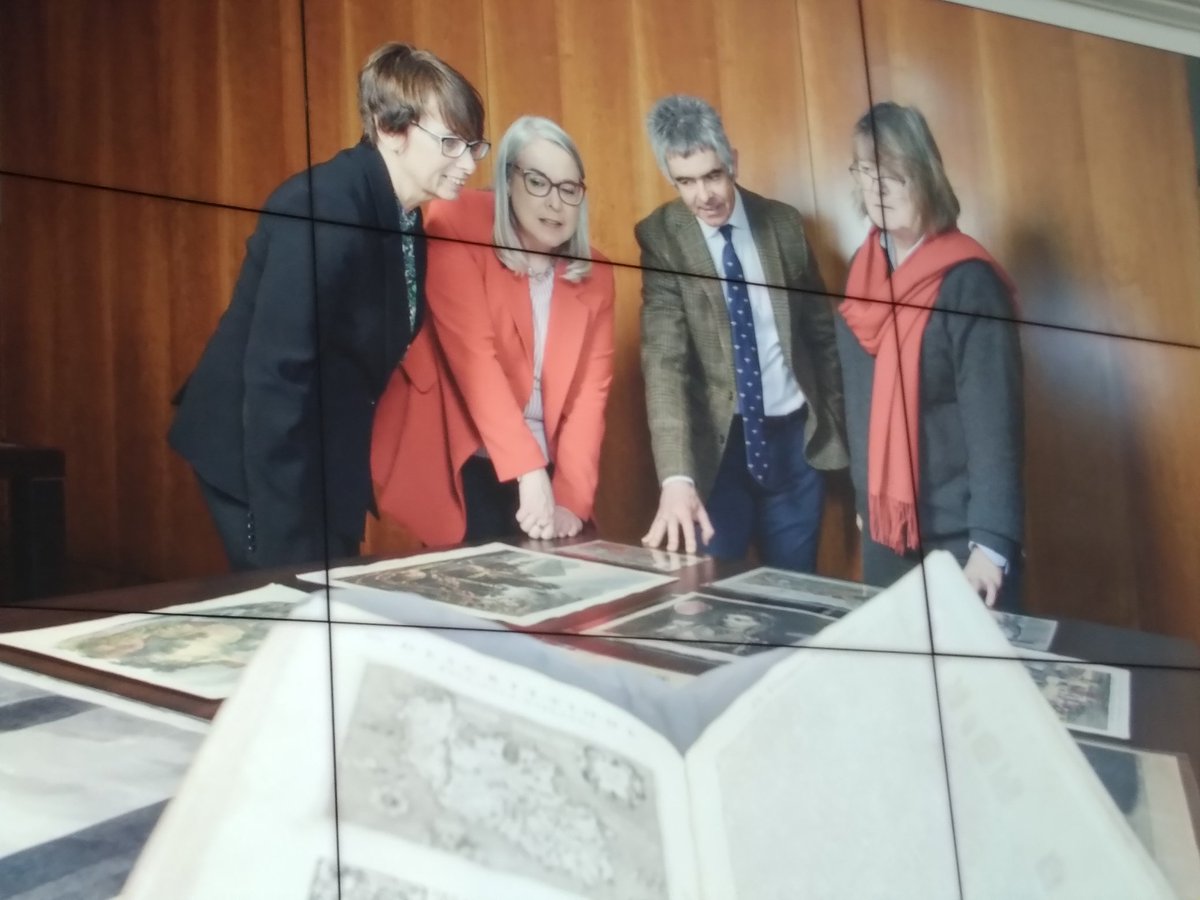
[510,165,587,206]
[412,121,491,161]
[848,163,907,192]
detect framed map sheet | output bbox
[0,583,313,699]
[301,543,674,627]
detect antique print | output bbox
[709,567,878,614]
[308,858,460,900]
[1076,739,1200,898]
[309,543,674,626]
[551,540,706,574]
[992,611,1058,652]
[594,593,836,663]
[0,665,206,898]
[0,584,311,699]
[1021,654,1132,739]
[335,663,668,900]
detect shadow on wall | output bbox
[1004,224,1141,628]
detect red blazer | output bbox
[371,189,615,547]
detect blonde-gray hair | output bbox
[492,116,592,283]
[852,102,960,235]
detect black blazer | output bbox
[169,140,424,566]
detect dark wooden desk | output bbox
[0,540,1197,766]
[0,442,66,602]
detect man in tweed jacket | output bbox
[637,95,847,571]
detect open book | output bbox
[119,552,1181,899]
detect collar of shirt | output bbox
[880,229,925,269]
[696,188,749,243]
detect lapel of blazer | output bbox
[668,202,733,364]
[743,189,794,365]
[495,263,536,379]
[540,269,590,440]
[360,140,410,374]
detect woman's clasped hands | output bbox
[516,468,583,540]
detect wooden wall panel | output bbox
[2,0,1199,646]
[1072,32,1200,342]
[548,2,654,541]
[0,0,307,212]
[792,0,877,576]
[1122,340,1200,640]
[795,0,876,289]
[0,177,248,586]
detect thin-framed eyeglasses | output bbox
[848,163,907,193]
[412,121,491,160]
[511,165,587,206]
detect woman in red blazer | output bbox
[371,115,615,545]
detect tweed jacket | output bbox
[636,187,848,499]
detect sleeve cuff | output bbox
[661,474,695,488]
[969,540,1009,573]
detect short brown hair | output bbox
[358,43,485,146]
[852,102,960,235]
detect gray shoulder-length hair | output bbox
[646,95,735,181]
[852,102,960,235]
[492,116,591,283]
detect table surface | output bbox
[1,536,1198,770]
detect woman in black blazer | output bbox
[169,43,489,569]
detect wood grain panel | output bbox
[794,0,876,290]
[480,0,563,132]
[1072,32,1200,343]
[1121,339,1200,644]
[549,2,655,541]
[792,0,876,578]
[1005,324,1140,627]
[0,0,307,211]
[1,178,251,586]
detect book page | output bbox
[923,552,1177,900]
[683,562,959,900]
[122,600,701,899]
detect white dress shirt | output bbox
[474,266,554,464]
[699,189,806,417]
[523,266,555,460]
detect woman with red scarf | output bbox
[835,102,1023,609]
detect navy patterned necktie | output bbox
[719,224,769,484]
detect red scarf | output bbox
[840,227,1015,554]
